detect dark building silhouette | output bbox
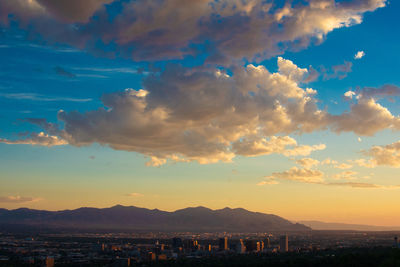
[172,237,183,249]
[219,237,228,251]
[264,237,271,248]
[279,235,289,252]
[45,256,54,267]
[245,240,257,252]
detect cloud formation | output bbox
[322,61,353,80]
[325,182,381,188]
[0,0,386,62]
[334,163,353,169]
[0,195,41,203]
[233,136,325,158]
[45,58,331,165]
[358,85,400,99]
[7,57,399,166]
[354,50,365,59]
[0,92,92,102]
[296,158,320,168]
[330,97,400,136]
[260,167,399,189]
[0,132,68,147]
[362,140,400,168]
[267,167,324,184]
[333,171,358,180]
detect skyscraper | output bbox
[45,257,54,267]
[264,237,270,249]
[219,237,228,250]
[244,240,257,252]
[172,237,183,249]
[236,239,246,254]
[279,235,288,252]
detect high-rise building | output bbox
[219,237,228,250]
[236,239,246,254]
[45,256,54,267]
[172,237,183,249]
[264,237,271,249]
[279,235,288,252]
[244,240,257,252]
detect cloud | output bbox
[334,163,353,169]
[325,182,400,189]
[283,144,326,157]
[72,67,142,74]
[325,182,382,188]
[323,61,353,80]
[345,85,400,100]
[304,66,319,83]
[0,0,112,24]
[266,167,324,184]
[0,92,92,102]
[54,66,76,78]
[0,132,68,147]
[330,97,400,136]
[362,140,400,168]
[51,59,332,165]
[354,51,365,59]
[0,0,387,62]
[358,84,400,99]
[296,158,320,168]
[259,167,398,189]
[344,90,357,99]
[352,158,377,168]
[332,170,358,180]
[232,136,325,158]
[322,158,338,165]
[35,0,113,23]
[4,57,399,165]
[257,180,279,186]
[0,195,41,203]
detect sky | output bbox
[0,0,399,226]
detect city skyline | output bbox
[0,0,400,227]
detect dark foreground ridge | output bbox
[0,205,309,232]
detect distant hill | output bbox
[0,205,310,232]
[299,220,400,231]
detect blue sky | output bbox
[0,0,399,226]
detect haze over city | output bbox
[1,0,400,229]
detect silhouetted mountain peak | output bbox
[0,205,311,232]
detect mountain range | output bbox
[0,205,310,232]
[299,220,400,231]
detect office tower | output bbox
[219,237,228,250]
[172,237,183,248]
[256,241,261,252]
[244,240,257,252]
[236,239,246,254]
[45,256,54,267]
[264,237,271,248]
[279,235,288,252]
